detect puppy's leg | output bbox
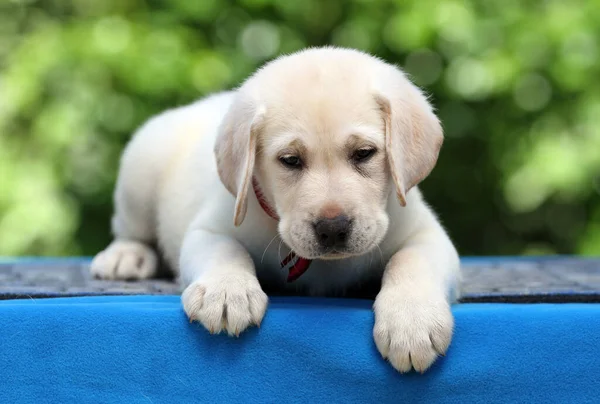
[373,220,460,373]
[180,228,268,336]
[91,139,159,281]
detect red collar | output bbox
[252,177,312,282]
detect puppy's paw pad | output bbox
[90,240,158,280]
[182,274,268,336]
[373,290,453,373]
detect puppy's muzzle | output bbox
[313,215,352,250]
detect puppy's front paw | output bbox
[90,240,158,280]
[373,288,453,373]
[182,273,268,336]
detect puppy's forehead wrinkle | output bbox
[345,132,381,149]
[279,138,306,153]
[264,136,308,160]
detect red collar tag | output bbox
[252,177,312,282]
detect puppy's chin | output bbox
[283,241,379,261]
[317,251,363,261]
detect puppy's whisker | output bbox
[376,244,384,268]
[261,234,280,264]
[277,239,284,263]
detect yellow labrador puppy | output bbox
[91,47,460,373]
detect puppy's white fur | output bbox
[91,47,461,373]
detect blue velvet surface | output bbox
[1,295,598,403]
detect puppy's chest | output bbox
[252,249,385,296]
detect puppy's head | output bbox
[215,47,443,260]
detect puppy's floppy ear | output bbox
[374,66,443,206]
[215,93,266,226]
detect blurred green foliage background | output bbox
[1,0,599,257]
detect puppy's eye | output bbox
[279,155,302,169]
[352,148,376,163]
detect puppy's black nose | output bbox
[314,215,351,249]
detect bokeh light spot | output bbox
[191,53,232,93]
[240,21,280,61]
[561,31,598,69]
[446,57,493,100]
[513,73,552,112]
[332,20,374,52]
[404,49,443,86]
[435,1,474,45]
[93,17,131,55]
